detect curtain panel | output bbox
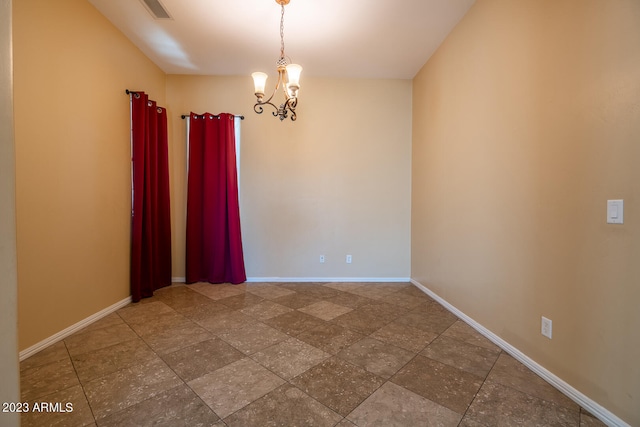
[186,112,246,284]
[130,92,172,302]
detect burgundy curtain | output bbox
[186,113,246,284]
[130,92,172,302]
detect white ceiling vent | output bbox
[139,0,172,20]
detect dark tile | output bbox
[20,341,69,372]
[377,282,413,289]
[20,357,80,401]
[244,282,277,289]
[441,320,500,351]
[464,381,580,426]
[330,309,391,335]
[98,384,219,427]
[347,382,461,427]
[337,337,414,379]
[381,291,426,310]
[162,338,244,382]
[272,292,321,309]
[246,285,295,300]
[291,357,384,416]
[487,353,578,410]
[421,335,500,378]
[394,304,458,334]
[152,285,205,305]
[251,337,330,380]
[240,300,293,320]
[357,301,408,321]
[217,322,290,355]
[580,409,607,426]
[297,323,365,355]
[277,282,329,292]
[371,321,437,353]
[457,417,487,427]
[117,301,174,325]
[189,283,245,300]
[218,292,264,310]
[396,285,435,300]
[151,284,190,298]
[166,298,231,320]
[342,284,400,300]
[141,323,212,355]
[64,323,138,357]
[148,286,223,317]
[294,285,340,299]
[83,357,182,420]
[192,310,257,335]
[79,312,126,333]
[391,355,483,414]
[323,282,366,292]
[22,384,93,427]
[264,311,328,336]
[224,384,342,427]
[124,311,194,337]
[71,338,156,383]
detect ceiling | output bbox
[88,0,476,79]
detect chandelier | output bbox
[252,0,302,122]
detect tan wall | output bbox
[411,0,640,424]
[14,0,166,350]
[0,0,20,424]
[166,75,412,280]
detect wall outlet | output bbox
[346,254,352,264]
[541,316,552,339]
[319,255,325,264]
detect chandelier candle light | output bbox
[252,0,302,121]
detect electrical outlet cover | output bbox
[541,316,552,339]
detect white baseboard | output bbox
[246,277,411,283]
[19,296,132,361]
[410,279,629,427]
[174,276,410,284]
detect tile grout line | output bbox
[119,303,226,424]
[454,347,504,426]
[62,339,99,426]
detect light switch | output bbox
[607,200,624,224]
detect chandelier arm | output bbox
[254,95,297,121]
[257,67,286,107]
[253,99,278,115]
[273,108,285,120]
[253,103,266,115]
[286,98,297,121]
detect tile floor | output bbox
[20,282,606,426]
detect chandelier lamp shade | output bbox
[252,0,302,121]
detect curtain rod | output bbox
[181,114,244,120]
[126,91,244,120]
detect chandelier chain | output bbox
[280,3,285,59]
